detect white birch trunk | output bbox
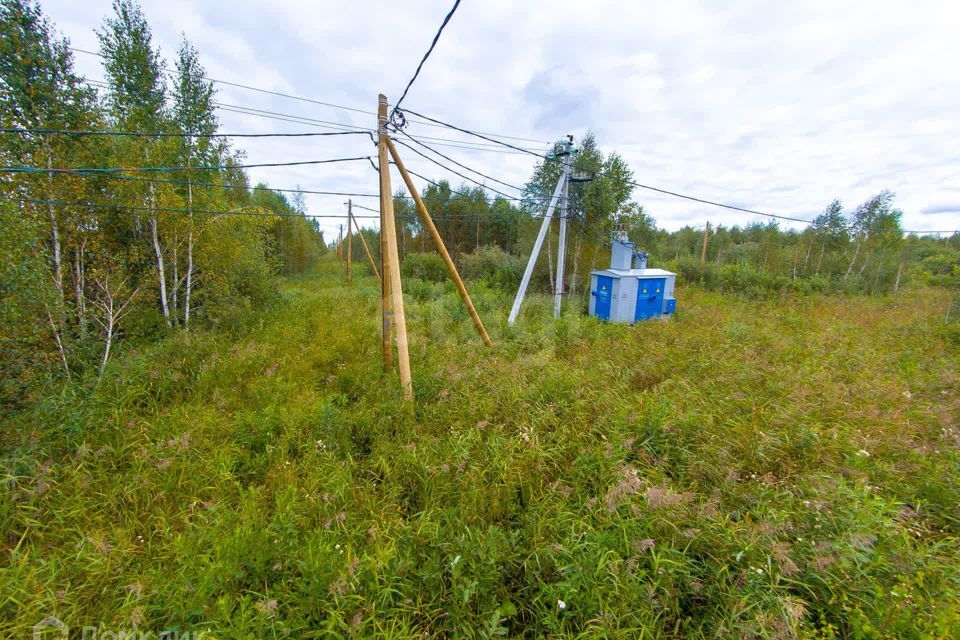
[149,185,171,327]
[46,153,64,301]
[844,239,861,280]
[45,306,70,380]
[72,242,86,331]
[184,182,194,328]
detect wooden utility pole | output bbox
[346,200,353,282]
[379,94,412,399]
[386,138,493,347]
[350,212,380,283]
[700,222,710,266]
[337,225,344,265]
[378,102,393,370]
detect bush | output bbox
[459,245,525,290]
[402,252,447,282]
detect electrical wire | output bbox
[82,78,540,154]
[3,195,537,223]
[392,139,519,201]
[394,106,547,158]
[352,192,567,222]
[392,0,462,115]
[1,156,372,174]
[76,50,551,146]
[628,180,812,224]
[12,168,391,199]
[398,130,527,192]
[1,195,382,219]
[70,47,376,117]
[627,180,955,234]
[0,126,368,139]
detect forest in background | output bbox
[1,0,327,409]
[2,0,958,415]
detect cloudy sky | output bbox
[43,0,960,239]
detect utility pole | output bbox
[379,94,412,400]
[554,136,573,318]
[337,225,344,266]
[350,209,380,283]
[378,108,393,370]
[700,222,710,266]
[346,200,353,281]
[510,137,574,325]
[386,137,493,347]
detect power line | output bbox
[395,106,548,158]
[398,130,527,192]
[2,195,382,219]
[392,0,462,114]
[627,180,953,234]
[76,49,551,146]
[374,159,534,204]
[214,100,538,154]
[0,126,369,139]
[83,77,540,154]
[628,180,813,224]
[14,168,390,199]
[3,195,535,224]
[392,139,519,201]
[70,47,376,117]
[1,156,372,174]
[213,102,371,133]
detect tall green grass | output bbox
[2,259,958,638]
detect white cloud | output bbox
[40,0,960,239]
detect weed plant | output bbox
[2,259,958,638]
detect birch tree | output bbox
[172,37,217,328]
[97,0,171,325]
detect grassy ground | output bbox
[3,259,958,639]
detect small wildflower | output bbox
[756,568,764,574]
[557,599,566,611]
[256,599,278,616]
[637,538,656,552]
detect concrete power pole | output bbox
[554,143,572,318]
[509,137,574,325]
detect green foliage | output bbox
[96,0,166,129]
[2,259,958,637]
[402,251,448,282]
[459,244,524,290]
[0,202,57,408]
[0,0,328,402]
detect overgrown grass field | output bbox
[3,259,958,638]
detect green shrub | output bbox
[401,251,447,282]
[459,245,525,290]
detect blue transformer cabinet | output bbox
[589,234,677,323]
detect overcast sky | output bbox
[42,0,960,240]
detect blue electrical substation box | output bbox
[589,234,677,323]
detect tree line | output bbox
[364,133,958,305]
[0,0,326,410]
